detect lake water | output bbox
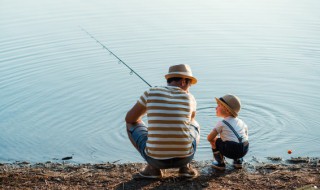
[1,0,319,164]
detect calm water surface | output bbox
[0,0,319,163]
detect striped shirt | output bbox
[138,86,196,159]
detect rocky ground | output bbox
[0,157,319,190]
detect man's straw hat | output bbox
[165,64,197,84]
[215,94,241,117]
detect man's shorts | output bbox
[127,121,200,169]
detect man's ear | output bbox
[183,79,191,87]
[180,79,184,87]
[181,79,187,87]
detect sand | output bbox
[1,157,319,190]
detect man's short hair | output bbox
[167,77,191,84]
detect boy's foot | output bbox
[233,158,243,169]
[211,161,226,170]
[139,165,163,179]
[179,163,198,178]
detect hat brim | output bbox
[165,74,197,84]
[215,97,238,117]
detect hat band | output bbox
[167,71,193,77]
[219,97,237,117]
[219,97,228,106]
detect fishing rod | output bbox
[80,27,152,87]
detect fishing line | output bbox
[80,26,152,87]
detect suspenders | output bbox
[222,120,243,143]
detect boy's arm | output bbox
[245,126,249,138]
[207,129,218,142]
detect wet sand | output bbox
[1,157,319,190]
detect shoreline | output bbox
[1,157,319,189]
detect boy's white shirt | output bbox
[213,116,249,142]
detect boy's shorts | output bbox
[216,138,249,159]
[127,122,200,169]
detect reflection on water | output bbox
[0,0,320,163]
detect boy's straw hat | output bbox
[165,64,197,84]
[215,94,241,117]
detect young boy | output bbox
[207,94,249,170]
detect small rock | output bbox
[20,161,30,165]
[62,156,73,160]
[201,182,209,187]
[266,157,282,161]
[287,157,310,164]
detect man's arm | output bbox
[191,111,196,122]
[125,102,147,124]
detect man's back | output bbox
[125,64,199,178]
[138,86,195,159]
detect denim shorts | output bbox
[127,122,200,169]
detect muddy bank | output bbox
[0,157,319,189]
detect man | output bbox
[125,64,200,178]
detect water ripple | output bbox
[1,0,320,163]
